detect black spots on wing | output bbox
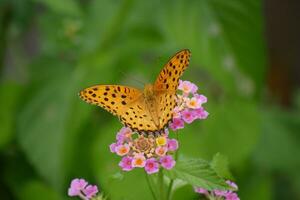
[130,107,134,110]
[111,101,115,105]
[93,88,98,91]
[104,92,108,96]
[122,101,126,105]
[121,95,126,98]
[117,86,121,91]
[92,94,96,97]
[88,91,93,94]
[166,84,169,89]
[125,112,129,115]
[147,124,151,128]
[172,78,175,82]
[175,70,178,75]
[134,115,138,118]
[163,79,167,83]
[104,97,108,101]
[180,55,184,59]
[168,71,172,76]
[137,105,142,110]
[105,87,110,91]
[169,62,172,67]
[88,98,92,101]
[112,93,116,98]
[139,124,143,127]
[176,55,179,59]
[130,117,133,120]
[180,59,183,64]
[143,114,147,117]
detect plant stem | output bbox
[166,133,180,200]
[158,169,164,200]
[145,172,158,200]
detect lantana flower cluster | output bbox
[68,178,99,200]
[110,127,178,174]
[194,180,240,200]
[170,80,209,130]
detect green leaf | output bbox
[211,153,233,180]
[164,158,230,191]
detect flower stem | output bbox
[166,133,180,200]
[145,172,158,200]
[158,169,164,200]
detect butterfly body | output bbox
[79,49,191,134]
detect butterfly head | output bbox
[143,84,155,101]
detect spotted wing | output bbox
[79,85,158,132]
[154,49,191,129]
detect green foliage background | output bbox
[0,0,299,199]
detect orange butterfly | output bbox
[79,49,191,134]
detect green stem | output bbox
[166,133,180,200]
[145,172,158,200]
[158,169,164,200]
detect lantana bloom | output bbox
[68,178,99,200]
[160,155,176,170]
[194,180,240,200]
[145,158,160,174]
[110,127,178,173]
[170,80,209,130]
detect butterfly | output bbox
[79,49,191,134]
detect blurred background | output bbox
[0,0,300,199]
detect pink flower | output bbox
[226,180,238,190]
[172,107,181,118]
[194,94,207,104]
[116,127,132,143]
[160,155,176,170]
[181,109,196,123]
[145,158,159,174]
[225,192,240,200]
[109,143,117,153]
[167,139,178,151]
[83,185,99,198]
[155,146,168,157]
[68,178,99,199]
[178,80,198,94]
[119,156,133,171]
[193,107,209,119]
[68,178,88,196]
[132,154,146,168]
[186,97,203,109]
[169,118,184,130]
[115,144,130,156]
[214,190,228,196]
[194,187,208,194]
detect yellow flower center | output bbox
[156,136,167,146]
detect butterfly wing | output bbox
[154,49,191,129]
[79,85,158,132]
